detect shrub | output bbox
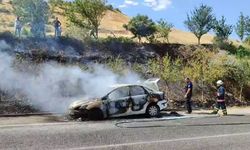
[236,46,250,58]
[213,37,237,54]
[115,8,122,13]
[64,24,90,42]
[106,4,114,11]
[131,63,146,75]
[148,55,183,87]
[104,56,127,75]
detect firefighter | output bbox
[212,80,227,115]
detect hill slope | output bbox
[0,0,214,44]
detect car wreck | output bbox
[68,78,168,120]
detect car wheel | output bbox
[146,104,160,117]
[87,108,104,120]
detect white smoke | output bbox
[0,40,141,113]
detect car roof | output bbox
[110,84,139,88]
[109,78,161,92]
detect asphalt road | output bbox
[1,114,250,150]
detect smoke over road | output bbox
[0,40,140,113]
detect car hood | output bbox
[69,99,99,109]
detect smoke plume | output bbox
[0,40,140,113]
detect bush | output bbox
[106,4,114,10]
[104,56,127,75]
[64,24,90,42]
[236,46,250,58]
[131,63,145,75]
[115,8,122,13]
[213,37,237,54]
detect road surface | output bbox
[0,114,250,150]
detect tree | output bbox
[12,0,49,38]
[235,12,246,42]
[184,4,215,45]
[123,14,156,43]
[245,17,250,38]
[213,16,233,42]
[66,0,107,39]
[156,19,173,43]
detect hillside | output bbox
[0,0,249,114]
[0,0,214,44]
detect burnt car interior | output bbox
[102,85,152,115]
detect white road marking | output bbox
[68,132,250,150]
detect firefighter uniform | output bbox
[212,80,227,115]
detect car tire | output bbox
[87,108,104,120]
[146,104,160,117]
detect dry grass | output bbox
[169,29,214,44]
[0,1,15,33]
[0,0,216,44]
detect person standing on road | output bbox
[184,77,193,114]
[212,80,227,115]
[54,17,62,38]
[14,16,22,38]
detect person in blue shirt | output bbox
[185,78,193,114]
[212,80,227,115]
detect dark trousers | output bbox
[214,101,227,115]
[186,97,192,113]
[215,101,227,110]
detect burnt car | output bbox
[68,78,167,120]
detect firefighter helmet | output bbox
[216,80,224,86]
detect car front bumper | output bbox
[68,109,88,119]
[157,100,168,110]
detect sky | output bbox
[108,0,250,39]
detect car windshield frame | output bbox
[101,86,130,101]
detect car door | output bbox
[130,86,148,111]
[107,86,130,116]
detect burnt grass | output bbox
[0,32,247,114]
